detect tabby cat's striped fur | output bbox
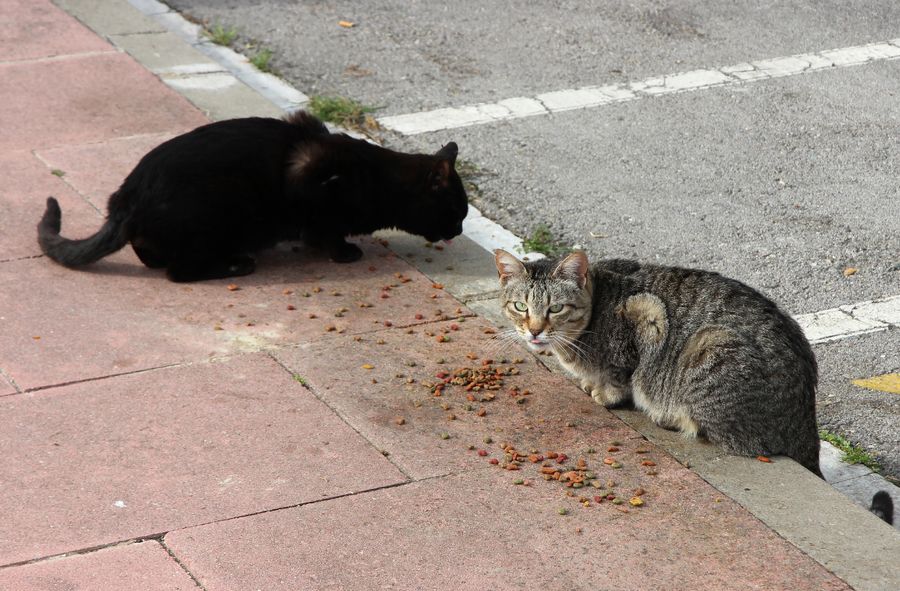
[495,249,821,476]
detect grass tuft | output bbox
[819,429,882,471]
[520,224,570,257]
[205,24,238,46]
[249,48,274,73]
[293,374,308,386]
[308,95,379,133]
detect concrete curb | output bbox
[52,1,900,589]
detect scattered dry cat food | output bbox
[362,364,374,370]
[432,283,444,289]
[395,417,405,425]
[757,455,772,463]
[227,284,240,291]
[477,449,488,457]
[287,304,296,311]
[640,460,656,467]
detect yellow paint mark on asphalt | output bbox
[852,373,900,394]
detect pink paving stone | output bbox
[274,317,653,480]
[37,132,179,210]
[0,240,471,391]
[0,0,113,63]
[0,53,207,153]
[0,354,405,565]
[165,469,850,591]
[0,372,16,396]
[0,541,198,590]
[0,150,102,260]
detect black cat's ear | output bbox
[430,142,458,190]
[494,249,526,285]
[552,250,589,288]
[435,142,458,165]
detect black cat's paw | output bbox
[166,254,256,282]
[330,242,363,263]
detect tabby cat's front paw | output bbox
[587,383,628,407]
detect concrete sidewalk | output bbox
[0,1,896,589]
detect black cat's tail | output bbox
[870,490,894,525]
[37,197,129,267]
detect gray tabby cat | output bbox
[494,249,822,476]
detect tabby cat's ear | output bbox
[552,251,589,288]
[494,249,526,285]
[430,142,458,190]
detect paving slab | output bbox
[612,407,900,589]
[275,315,666,480]
[164,72,285,121]
[0,240,471,391]
[0,150,101,261]
[108,31,224,76]
[0,540,198,590]
[377,229,502,301]
[0,354,405,565]
[165,469,849,591]
[0,372,16,396]
[0,0,113,63]
[36,132,178,210]
[0,52,207,152]
[54,0,168,36]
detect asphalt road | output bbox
[166,0,899,480]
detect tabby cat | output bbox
[38,111,468,282]
[495,249,822,476]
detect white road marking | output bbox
[794,306,890,344]
[379,39,900,135]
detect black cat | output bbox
[37,111,468,282]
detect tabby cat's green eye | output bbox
[548,304,564,313]
[513,301,528,312]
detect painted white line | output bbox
[794,308,888,345]
[841,295,900,326]
[379,38,900,135]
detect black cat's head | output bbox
[399,142,468,243]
